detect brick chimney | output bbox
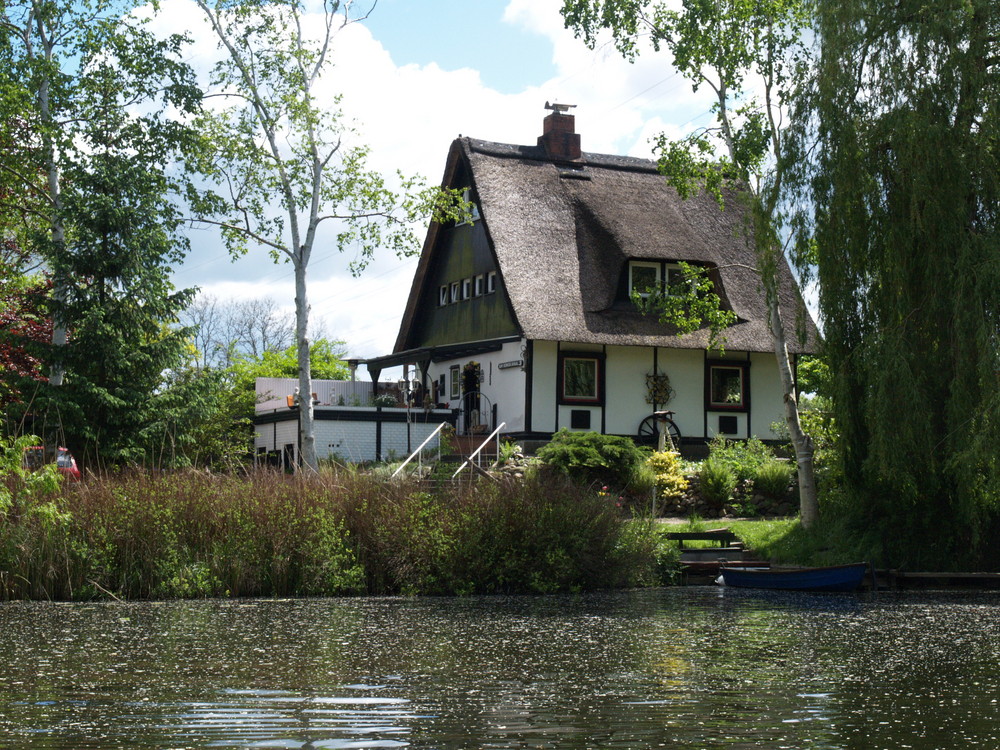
[538,104,582,162]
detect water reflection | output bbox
[2,591,1000,747]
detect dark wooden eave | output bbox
[366,336,522,378]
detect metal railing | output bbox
[452,422,507,479]
[391,421,450,479]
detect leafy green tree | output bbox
[229,338,350,388]
[562,0,819,526]
[790,0,1000,566]
[39,136,198,466]
[191,0,468,473]
[141,365,254,471]
[0,0,203,466]
[795,354,829,399]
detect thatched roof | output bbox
[394,136,818,355]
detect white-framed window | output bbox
[486,270,497,294]
[666,263,694,295]
[628,261,661,298]
[439,285,449,306]
[450,281,460,304]
[707,362,749,410]
[456,188,481,226]
[462,278,472,300]
[474,274,485,296]
[449,365,461,399]
[628,260,695,299]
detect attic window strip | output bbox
[558,167,590,180]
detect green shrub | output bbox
[730,500,760,518]
[537,429,648,489]
[628,461,657,500]
[707,435,774,481]
[798,401,843,493]
[699,458,737,506]
[753,460,795,499]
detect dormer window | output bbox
[629,261,660,298]
[627,260,695,300]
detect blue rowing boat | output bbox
[719,563,869,592]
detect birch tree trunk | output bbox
[768,293,818,526]
[294,259,317,471]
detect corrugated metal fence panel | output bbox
[255,378,374,406]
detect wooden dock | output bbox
[666,527,1000,589]
[876,570,1000,590]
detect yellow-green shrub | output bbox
[647,451,688,501]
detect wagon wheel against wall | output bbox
[637,414,681,450]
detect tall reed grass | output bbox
[0,470,669,600]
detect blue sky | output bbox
[364,0,557,94]
[161,0,715,362]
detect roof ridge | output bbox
[461,136,662,175]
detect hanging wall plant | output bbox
[645,373,675,406]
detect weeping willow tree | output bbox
[794,0,1000,567]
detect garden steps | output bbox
[416,453,499,490]
[666,528,770,584]
[449,435,498,460]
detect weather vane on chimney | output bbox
[545,101,576,114]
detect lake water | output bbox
[1,588,998,749]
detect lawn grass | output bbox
[662,515,876,567]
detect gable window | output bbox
[474,274,485,296]
[438,285,448,306]
[462,278,472,300]
[449,365,461,399]
[706,361,749,410]
[456,188,481,226]
[558,352,605,404]
[487,271,497,294]
[450,281,460,304]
